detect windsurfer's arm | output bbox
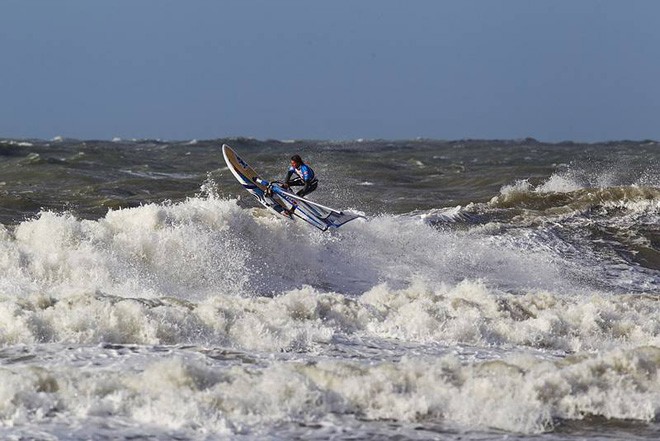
[283,169,294,187]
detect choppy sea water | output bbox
[0,137,659,440]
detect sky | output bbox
[1,0,659,142]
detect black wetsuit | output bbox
[285,163,318,197]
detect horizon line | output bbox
[2,135,659,145]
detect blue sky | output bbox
[1,1,659,141]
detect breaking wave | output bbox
[0,159,658,438]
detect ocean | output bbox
[0,137,658,440]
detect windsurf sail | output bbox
[255,178,363,231]
[223,144,363,231]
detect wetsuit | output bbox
[285,163,318,197]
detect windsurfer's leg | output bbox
[296,180,318,197]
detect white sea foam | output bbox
[8,141,34,147]
[496,175,583,199]
[0,344,658,436]
[537,174,584,193]
[495,179,534,201]
[0,197,658,353]
[0,196,658,437]
[498,164,660,202]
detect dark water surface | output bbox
[2,138,656,222]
